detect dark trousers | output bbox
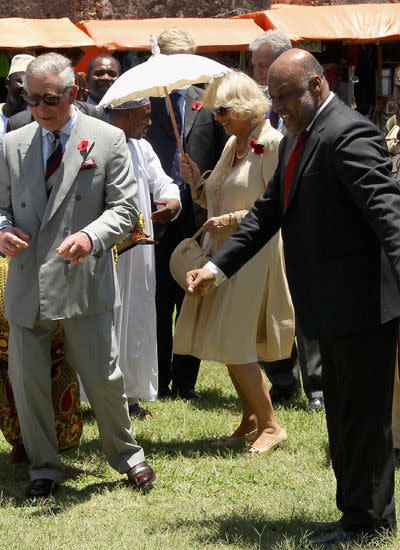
[320,318,398,532]
[261,323,323,399]
[155,234,200,394]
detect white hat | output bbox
[8,54,35,77]
[109,97,150,110]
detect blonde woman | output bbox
[174,72,294,455]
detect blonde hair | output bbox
[203,71,269,125]
[157,28,197,55]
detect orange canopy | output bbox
[77,18,264,52]
[239,4,400,44]
[0,18,95,50]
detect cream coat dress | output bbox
[173,121,294,365]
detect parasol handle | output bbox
[164,86,185,157]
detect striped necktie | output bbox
[45,131,63,184]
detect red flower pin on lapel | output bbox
[192,100,202,111]
[77,139,89,153]
[250,139,266,155]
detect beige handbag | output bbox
[169,228,210,290]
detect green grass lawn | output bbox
[0,360,399,550]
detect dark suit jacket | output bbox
[147,86,227,241]
[212,95,400,339]
[6,101,106,132]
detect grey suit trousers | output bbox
[9,310,144,482]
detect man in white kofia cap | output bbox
[108,97,181,418]
[0,54,35,138]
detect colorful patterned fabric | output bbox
[0,258,82,451]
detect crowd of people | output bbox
[0,26,399,549]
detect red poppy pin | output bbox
[250,139,266,155]
[192,100,202,111]
[77,139,89,153]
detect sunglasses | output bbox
[22,86,71,107]
[211,106,230,116]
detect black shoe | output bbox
[173,389,200,400]
[158,388,172,399]
[308,528,387,548]
[307,397,324,412]
[26,478,59,499]
[270,383,299,405]
[128,403,152,419]
[309,519,341,532]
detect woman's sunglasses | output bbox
[22,86,71,107]
[211,106,230,116]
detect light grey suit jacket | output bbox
[0,110,138,328]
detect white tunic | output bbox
[114,138,181,401]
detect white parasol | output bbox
[99,37,232,154]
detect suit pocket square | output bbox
[80,158,97,170]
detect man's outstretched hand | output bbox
[0,227,30,256]
[151,199,181,223]
[186,268,216,295]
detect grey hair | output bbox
[249,30,292,60]
[24,52,75,91]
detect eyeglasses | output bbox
[211,106,230,116]
[22,86,71,107]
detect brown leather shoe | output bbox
[26,478,59,499]
[126,461,155,490]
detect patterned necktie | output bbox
[45,131,63,184]
[283,130,309,212]
[169,92,185,187]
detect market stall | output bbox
[75,17,264,72]
[239,4,400,127]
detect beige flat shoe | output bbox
[211,428,258,448]
[242,429,287,457]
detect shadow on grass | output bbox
[80,406,96,422]
[166,509,314,549]
[74,433,238,459]
[0,478,135,512]
[187,387,240,411]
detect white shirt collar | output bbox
[306,92,335,131]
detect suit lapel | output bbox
[19,124,47,221]
[282,95,338,211]
[184,87,201,140]
[41,111,95,228]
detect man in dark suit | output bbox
[146,29,227,399]
[185,49,400,546]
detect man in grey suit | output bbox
[0,53,155,498]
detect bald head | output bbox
[267,49,330,134]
